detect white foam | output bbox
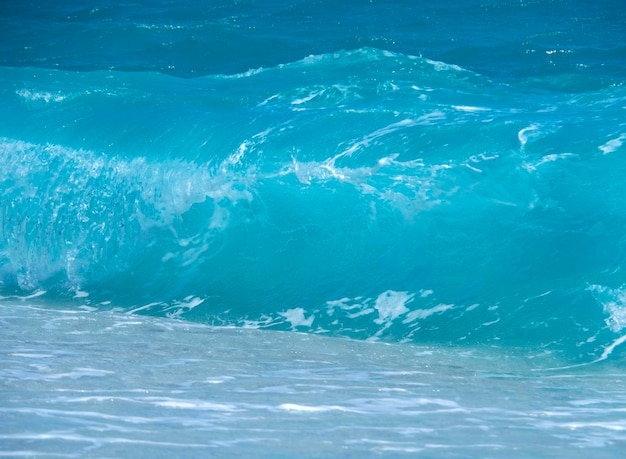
[291,89,325,105]
[403,303,454,323]
[278,403,352,413]
[325,297,374,319]
[481,318,500,327]
[598,134,625,155]
[337,118,418,158]
[374,290,413,325]
[208,205,230,229]
[162,296,206,318]
[452,105,490,112]
[73,290,89,299]
[16,89,67,103]
[588,284,626,332]
[215,66,266,80]
[597,334,626,362]
[126,302,163,314]
[523,152,576,171]
[517,124,540,149]
[279,307,314,328]
[419,289,434,298]
[426,59,463,72]
[150,399,238,411]
[136,23,185,30]
[223,141,248,167]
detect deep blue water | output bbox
[1,1,626,456]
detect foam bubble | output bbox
[522,152,576,171]
[588,284,626,332]
[403,303,454,323]
[517,124,540,149]
[374,290,414,325]
[598,134,625,155]
[452,105,490,112]
[279,308,314,329]
[16,89,67,103]
[278,403,352,413]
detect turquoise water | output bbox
[1,0,626,456]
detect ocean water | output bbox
[1,0,626,456]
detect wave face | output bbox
[1,1,626,361]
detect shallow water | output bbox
[2,301,626,457]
